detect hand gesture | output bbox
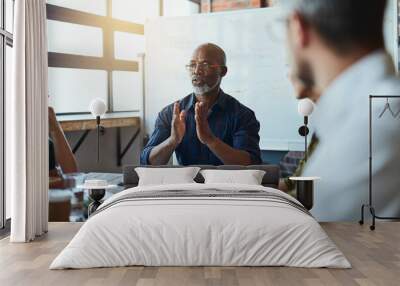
[195,102,215,145]
[170,102,186,145]
[48,107,59,133]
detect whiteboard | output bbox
[145,6,398,151]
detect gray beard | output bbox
[192,80,220,96]
[193,84,213,95]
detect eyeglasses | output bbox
[185,62,224,73]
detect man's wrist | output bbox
[205,135,218,148]
[167,136,180,149]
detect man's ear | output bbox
[289,12,310,49]
[220,66,228,77]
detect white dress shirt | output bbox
[303,50,400,221]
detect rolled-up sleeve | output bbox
[140,109,172,165]
[232,110,262,164]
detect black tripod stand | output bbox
[359,95,400,230]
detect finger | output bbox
[195,103,200,117]
[179,110,186,121]
[173,102,180,117]
[194,107,200,123]
[197,102,205,114]
[199,103,207,118]
[200,101,207,111]
[195,114,201,126]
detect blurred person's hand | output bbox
[48,106,59,133]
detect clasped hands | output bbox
[169,102,216,147]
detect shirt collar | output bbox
[213,89,228,111]
[312,50,395,139]
[185,89,228,111]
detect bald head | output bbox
[189,43,228,96]
[193,43,227,66]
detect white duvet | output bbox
[50,183,351,269]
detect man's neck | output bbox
[195,87,220,108]
[312,47,381,101]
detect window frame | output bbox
[47,0,144,115]
[0,0,14,232]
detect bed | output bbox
[50,165,350,269]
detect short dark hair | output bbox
[287,0,387,53]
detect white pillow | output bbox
[135,167,201,186]
[200,169,266,185]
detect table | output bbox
[57,112,141,166]
[58,112,140,132]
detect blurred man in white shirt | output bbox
[281,0,400,221]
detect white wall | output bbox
[163,0,200,17]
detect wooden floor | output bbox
[0,222,399,286]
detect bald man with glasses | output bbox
[140,43,262,166]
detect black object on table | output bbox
[87,188,106,216]
[296,181,314,210]
[77,173,123,218]
[359,95,400,231]
[289,177,320,210]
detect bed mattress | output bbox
[50,183,350,269]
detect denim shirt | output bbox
[140,90,262,166]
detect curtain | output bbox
[8,0,48,242]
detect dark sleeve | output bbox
[140,108,172,165]
[232,109,262,164]
[49,138,56,171]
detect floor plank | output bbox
[0,222,399,286]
